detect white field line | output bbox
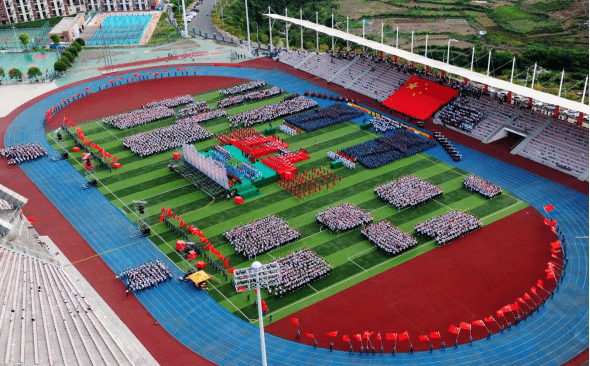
[349,259,366,271]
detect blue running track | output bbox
[4,66,588,366]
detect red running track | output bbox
[0,75,248,366]
[266,206,562,353]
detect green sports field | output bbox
[47,85,528,326]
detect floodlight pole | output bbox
[424,34,428,57]
[381,22,384,44]
[486,50,491,76]
[395,26,398,48]
[316,12,319,51]
[510,57,515,83]
[558,69,565,97]
[531,63,538,89]
[245,0,251,56]
[300,9,303,50]
[181,0,188,37]
[252,261,267,366]
[346,17,349,51]
[470,47,475,71]
[331,13,334,51]
[582,76,588,104]
[286,9,289,50]
[447,38,451,64]
[268,6,272,52]
[410,30,414,54]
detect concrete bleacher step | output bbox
[294,54,315,70]
[511,116,553,155]
[345,63,373,89]
[327,58,358,83]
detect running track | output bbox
[1,64,588,365]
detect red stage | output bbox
[216,128,288,159]
[383,76,459,120]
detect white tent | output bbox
[265,13,588,114]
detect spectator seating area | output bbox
[518,117,589,176]
[463,174,502,198]
[119,260,173,293]
[342,129,436,169]
[371,116,403,133]
[316,202,373,232]
[223,215,300,258]
[284,103,364,132]
[145,95,194,108]
[122,117,213,157]
[266,248,332,296]
[228,97,318,127]
[0,248,133,365]
[0,142,47,165]
[361,220,418,255]
[102,106,175,130]
[297,54,352,81]
[415,210,483,245]
[375,175,443,210]
[438,97,484,132]
[177,101,210,118]
[509,109,549,134]
[220,80,266,96]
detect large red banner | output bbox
[383,76,459,120]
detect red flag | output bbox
[354,334,362,342]
[429,331,441,339]
[27,217,37,222]
[418,335,429,342]
[159,214,165,222]
[375,333,381,341]
[237,287,246,292]
[496,310,504,317]
[543,218,551,225]
[460,322,471,330]
[223,257,229,269]
[550,240,561,248]
[342,335,349,342]
[544,204,554,212]
[537,279,544,288]
[397,331,409,341]
[547,271,555,279]
[517,298,526,304]
[305,332,314,339]
[502,305,512,313]
[472,320,485,327]
[523,293,531,300]
[228,267,236,274]
[449,325,460,334]
[551,226,557,233]
[291,318,299,326]
[262,304,269,312]
[326,331,338,337]
[385,333,396,341]
[362,331,374,339]
[530,287,538,295]
[484,316,495,323]
[549,219,556,226]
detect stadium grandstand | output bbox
[0,5,587,366]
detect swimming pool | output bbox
[87,14,153,46]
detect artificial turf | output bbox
[47,86,528,326]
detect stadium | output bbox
[0,4,588,366]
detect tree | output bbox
[71,42,81,52]
[74,37,85,46]
[27,67,42,79]
[54,61,67,73]
[61,51,75,63]
[9,68,23,80]
[260,34,269,45]
[0,67,4,78]
[50,34,60,45]
[60,56,71,66]
[66,46,78,57]
[18,33,30,49]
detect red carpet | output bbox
[266,206,561,352]
[383,76,459,120]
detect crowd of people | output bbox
[361,220,418,255]
[220,80,266,96]
[228,96,318,127]
[145,95,195,108]
[284,103,364,132]
[122,117,213,157]
[0,142,47,165]
[375,175,443,210]
[185,109,228,124]
[463,174,502,198]
[371,116,403,133]
[224,215,300,259]
[119,260,173,293]
[316,202,373,232]
[415,210,482,245]
[438,97,484,132]
[265,248,332,296]
[342,129,436,169]
[218,85,282,109]
[103,106,175,130]
[177,101,210,118]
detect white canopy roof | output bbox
[265,13,588,114]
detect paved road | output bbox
[187,0,217,37]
